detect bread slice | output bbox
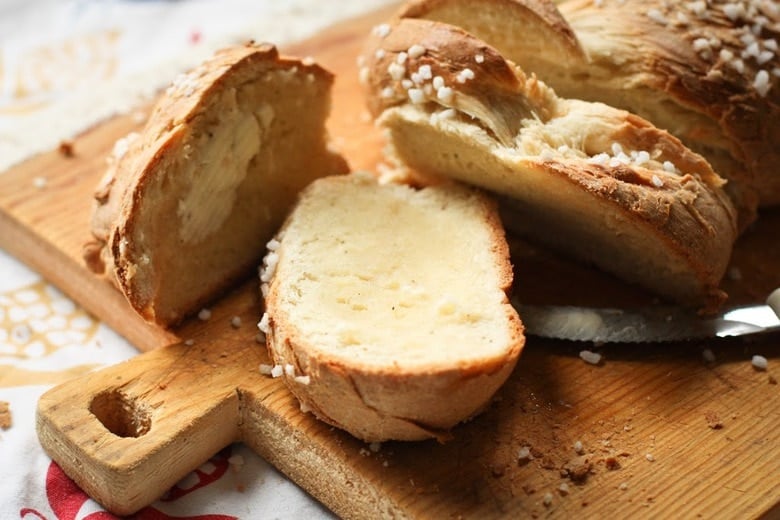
[361,18,738,311]
[398,0,780,225]
[83,43,348,326]
[260,173,524,442]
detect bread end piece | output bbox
[85,43,348,326]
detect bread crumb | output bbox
[0,401,11,430]
[33,177,47,189]
[574,440,584,454]
[230,316,242,328]
[257,313,270,334]
[294,375,311,385]
[579,350,602,365]
[702,348,716,363]
[197,308,212,321]
[619,482,629,491]
[184,339,195,346]
[604,456,621,470]
[752,355,768,371]
[228,454,245,469]
[645,453,655,462]
[58,140,75,157]
[518,446,533,463]
[705,410,724,429]
[563,456,592,483]
[260,251,279,283]
[543,492,553,507]
[558,482,570,495]
[266,238,281,251]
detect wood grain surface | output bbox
[4,4,780,519]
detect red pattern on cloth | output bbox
[19,458,236,520]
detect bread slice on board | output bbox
[360,18,738,311]
[260,173,525,442]
[84,43,348,326]
[398,0,780,226]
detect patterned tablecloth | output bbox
[0,1,390,517]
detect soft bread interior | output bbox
[264,174,524,441]
[274,176,515,368]
[379,103,727,306]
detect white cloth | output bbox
[0,0,391,517]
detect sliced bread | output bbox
[260,173,525,442]
[360,18,738,311]
[84,43,348,326]
[398,0,780,226]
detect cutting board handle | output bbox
[36,338,257,516]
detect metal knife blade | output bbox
[512,289,780,343]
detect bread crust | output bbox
[84,43,348,325]
[398,0,780,224]
[362,18,737,310]
[399,0,587,65]
[558,0,779,210]
[262,174,525,442]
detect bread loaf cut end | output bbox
[84,43,348,326]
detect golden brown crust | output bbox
[398,0,587,66]
[556,0,779,211]
[362,17,737,310]
[85,43,348,326]
[398,0,780,224]
[363,19,532,145]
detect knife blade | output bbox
[512,288,780,343]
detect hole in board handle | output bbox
[90,389,151,438]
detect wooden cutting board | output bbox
[3,5,780,519]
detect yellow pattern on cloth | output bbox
[0,281,102,387]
